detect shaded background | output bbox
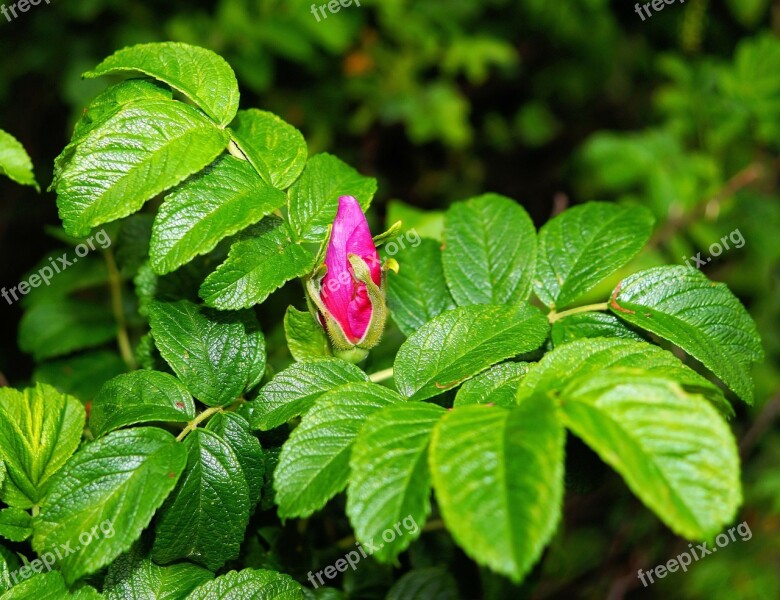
[0,0,779,598]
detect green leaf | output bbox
[207,412,264,507]
[18,300,116,361]
[534,202,654,309]
[84,42,240,127]
[551,312,645,346]
[90,370,195,438]
[0,129,38,189]
[453,362,530,408]
[347,403,444,562]
[32,428,187,585]
[149,155,286,275]
[386,200,445,241]
[152,429,249,571]
[0,571,71,599]
[443,194,536,306]
[610,266,763,403]
[0,508,32,542]
[248,359,368,431]
[284,306,332,362]
[274,382,403,519]
[53,80,173,187]
[429,399,565,583]
[387,239,455,336]
[188,569,303,600]
[559,370,741,539]
[34,351,127,403]
[148,300,266,406]
[199,219,315,310]
[394,304,549,401]
[56,100,229,237]
[104,544,213,600]
[230,109,308,189]
[517,337,732,417]
[0,384,84,508]
[287,153,376,243]
[0,542,20,594]
[19,252,108,309]
[386,568,460,600]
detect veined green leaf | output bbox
[534,202,654,309]
[206,412,264,507]
[32,428,187,585]
[150,155,286,275]
[453,362,530,408]
[551,311,645,346]
[394,304,549,401]
[287,153,376,243]
[56,100,229,237]
[347,403,444,562]
[284,306,332,362]
[559,370,741,539]
[104,544,213,600]
[443,194,536,306]
[187,569,303,600]
[148,300,266,406]
[248,359,368,431]
[0,542,20,594]
[387,239,455,336]
[0,571,74,599]
[90,370,195,438]
[0,384,84,508]
[230,109,308,189]
[0,508,32,542]
[430,400,565,583]
[610,266,763,403]
[274,382,403,519]
[84,42,240,126]
[152,429,249,571]
[199,219,315,310]
[0,129,38,190]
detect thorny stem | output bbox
[547,302,610,323]
[368,367,394,383]
[104,248,137,370]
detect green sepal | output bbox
[372,220,403,247]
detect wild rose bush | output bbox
[0,43,763,598]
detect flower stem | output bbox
[176,406,224,442]
[547,302,610,324]
[104,248,137,370]
[368,367,394,383]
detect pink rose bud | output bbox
[306,196,389,362]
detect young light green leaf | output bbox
[148,300,266,406]
[347,403,444,562]
[387,239,455,336]
[429,400,565,583]
[453,362,529,408]
[199,219,315,310]
[32,428,187,585]
[18,299,116,362]
[84,42,240,126]
[274,382,403,519]
[56,100,229,237]
[394,304,549,401]
[0,384,84,508]
[559,370,741,539]
[284,306,332,362]
[230,109,308,189]
[104,544,213,600]
[0,508,32,543]
[551,311,645,346]
[443,194,536,306]
[149,155,286,275]
[387,568,460,600]
[610,266,763,403]
[247,359,368,431]
[517,337,732,417]
[152,429,249,571]
[0,129,38,190]
[287,153,376,243]
[188,569,303,600]
[89,370,195,438]
[534,202,654,309]
[206,413,264,507]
